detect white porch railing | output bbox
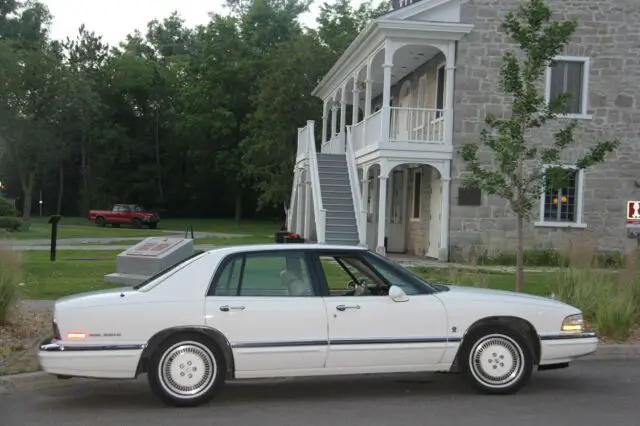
[349,110,382,153]
[321,133,345,154]
[390,107,445,143]
[305,121,327,243]
[345,126,366,246]
[296,124,311,163]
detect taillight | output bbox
[52,320,61,340]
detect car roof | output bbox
[203,243,368,257]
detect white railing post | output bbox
[306,120,326,244]
[346,126,366,246]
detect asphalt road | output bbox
[1,360,638,426]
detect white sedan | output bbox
[38,244,597,407]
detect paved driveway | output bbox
[1,359,637,426]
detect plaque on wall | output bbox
[458,187,482,206]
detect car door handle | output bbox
[219,305,245,312]
[336,304,360,311]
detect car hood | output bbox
[435,284,570,307]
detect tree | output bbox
[458,0,620,292]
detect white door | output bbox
[315,251,448,370]
[428,172,442,258]
[204,250,328,375]
[387,169,406,253]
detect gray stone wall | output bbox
[449,0,640,260]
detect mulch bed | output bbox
[0,307,52,375]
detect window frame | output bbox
[410,168,422,222]
[534,164,587,229]
[309,249,436,297]
[206,249,321,297]
[544,55,592,120]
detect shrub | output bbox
[0,196,17,217]
[0,217,22,231]
[0,243,22,325]
[554,245,640,341]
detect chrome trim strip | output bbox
[39,338,146,352]
[538,332,598,341]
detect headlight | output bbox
[561,313,586,332]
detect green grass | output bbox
[2,216,281,242]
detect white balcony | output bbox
[348,106,450,165]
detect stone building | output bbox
[286,0,640,261]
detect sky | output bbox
[41,0,356,47]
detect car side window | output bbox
[318,253,389,297]
[211,252,316,297]
[362,253,424,295]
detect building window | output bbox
[545,56,591,118]
[435,64,445,119]
[535,165,586,228]
[411,169,422,220]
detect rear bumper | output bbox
[38,338,145,379]
[538,332,598,365]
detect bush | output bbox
[0,217,22,231]
[554,246,640,341]
[0,196,17,217]
[0,244,22,325]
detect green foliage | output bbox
[0,196,16,217]
[0,216,22,231]
[476,247,626,268]
[0,244,22,325]
[457,0,621,291]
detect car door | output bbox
[315,250,449,370]
[204,249,328,376]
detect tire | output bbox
[132,218,142,229]
[95,217,106,227]
[147,333,226,407]
[458,325,534,395]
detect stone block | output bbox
[104,237,195,285]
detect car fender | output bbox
[136,325,235,379]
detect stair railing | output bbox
[346,125,366,246]
[306,120,326,243]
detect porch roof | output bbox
[311,0,473,101]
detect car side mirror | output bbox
[389,285,409,302]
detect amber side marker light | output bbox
[66,332,88,340]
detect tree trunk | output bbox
[155,111,164,202]
[56,159,64,214]
[515,212,525,292]
[234,191,243,223]
[21,173,35,220]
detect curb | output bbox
[2,344,639,396]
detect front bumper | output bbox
[539,331,598,365]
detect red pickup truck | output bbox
[88,204,160,229]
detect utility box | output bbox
[104,236,195,286]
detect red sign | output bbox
[627,201,640,220]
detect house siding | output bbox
[449,0,640,261]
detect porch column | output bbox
[365,60,373,117]
[340,85,348,135]
[439,161,452,261]
[380,41,395,143]
[322,100,329,143]
[352,77,360,125]
[304,174,312,240]
[361,169,370,246]
[444,41,456,145]
[331,100,338,137]
[376,161,390,255]
[296,171,304,235]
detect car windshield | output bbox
[133,250,205,290]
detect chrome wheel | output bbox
[468,333,525,389]
[158,340,217,399]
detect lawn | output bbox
[2,216,281,242]
[16,249,558,300]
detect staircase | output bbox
[316,153,359,245]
